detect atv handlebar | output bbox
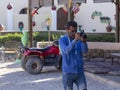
[20,46,29,54]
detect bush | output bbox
[0,33,22,45]
[0,32,115,45]
[87,34,115,42]
[33,31,64,42]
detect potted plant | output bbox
[106,23,112,32]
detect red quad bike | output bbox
[20,41,62,74]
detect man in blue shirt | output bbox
[59,21,88,90]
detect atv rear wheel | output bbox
[55,57,62,70]
[21,56,28,70]
[25,57,43,74]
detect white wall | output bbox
[74,0,115,33]
[0,0,116,32]
[33,7,52,31]
[0,0,28,31]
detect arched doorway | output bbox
[57,7,68,30]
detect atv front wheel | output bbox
[25,57,43,74]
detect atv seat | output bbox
[30,46,50,52]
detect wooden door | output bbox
[57,8,68,30]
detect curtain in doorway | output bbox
[31,0,52,8]
[58,0,86,5]
[73,0,86,3]
[31,0,40,8]
[41,0,52,7]
[94,0,112,3]
[58,0,68,5]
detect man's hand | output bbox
[80,37,87,43]
[75,32,87,42]
[75,32,80,41]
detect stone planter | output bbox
[37,42,52,48]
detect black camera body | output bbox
[80,30,87,39]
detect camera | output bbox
[78,25,87,39]
[80,30,87,39]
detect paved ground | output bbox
[0,61,120,90]
[84,58,120,75]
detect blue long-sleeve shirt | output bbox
[59,35,88,73]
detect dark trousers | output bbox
[62,72,87,90]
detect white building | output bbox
[0,0,115,33]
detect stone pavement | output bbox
[84,58,120,75]
[84,57,120,90]
[0,62,120,90]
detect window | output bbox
[19,8,27,14]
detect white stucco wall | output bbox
[74,0,115,33]
[33,7,52,31]
[0,0,28,31]
[0,0,52,31]
[0,0,116,33]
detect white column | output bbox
[7,9,13,30]
[51,10,57,31]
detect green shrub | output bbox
[33,32,63,42]
[33,32,115,42]
[0,32,115,45]
[0,33,22,45]
[33,32,48,41]
[87,34,115,42]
